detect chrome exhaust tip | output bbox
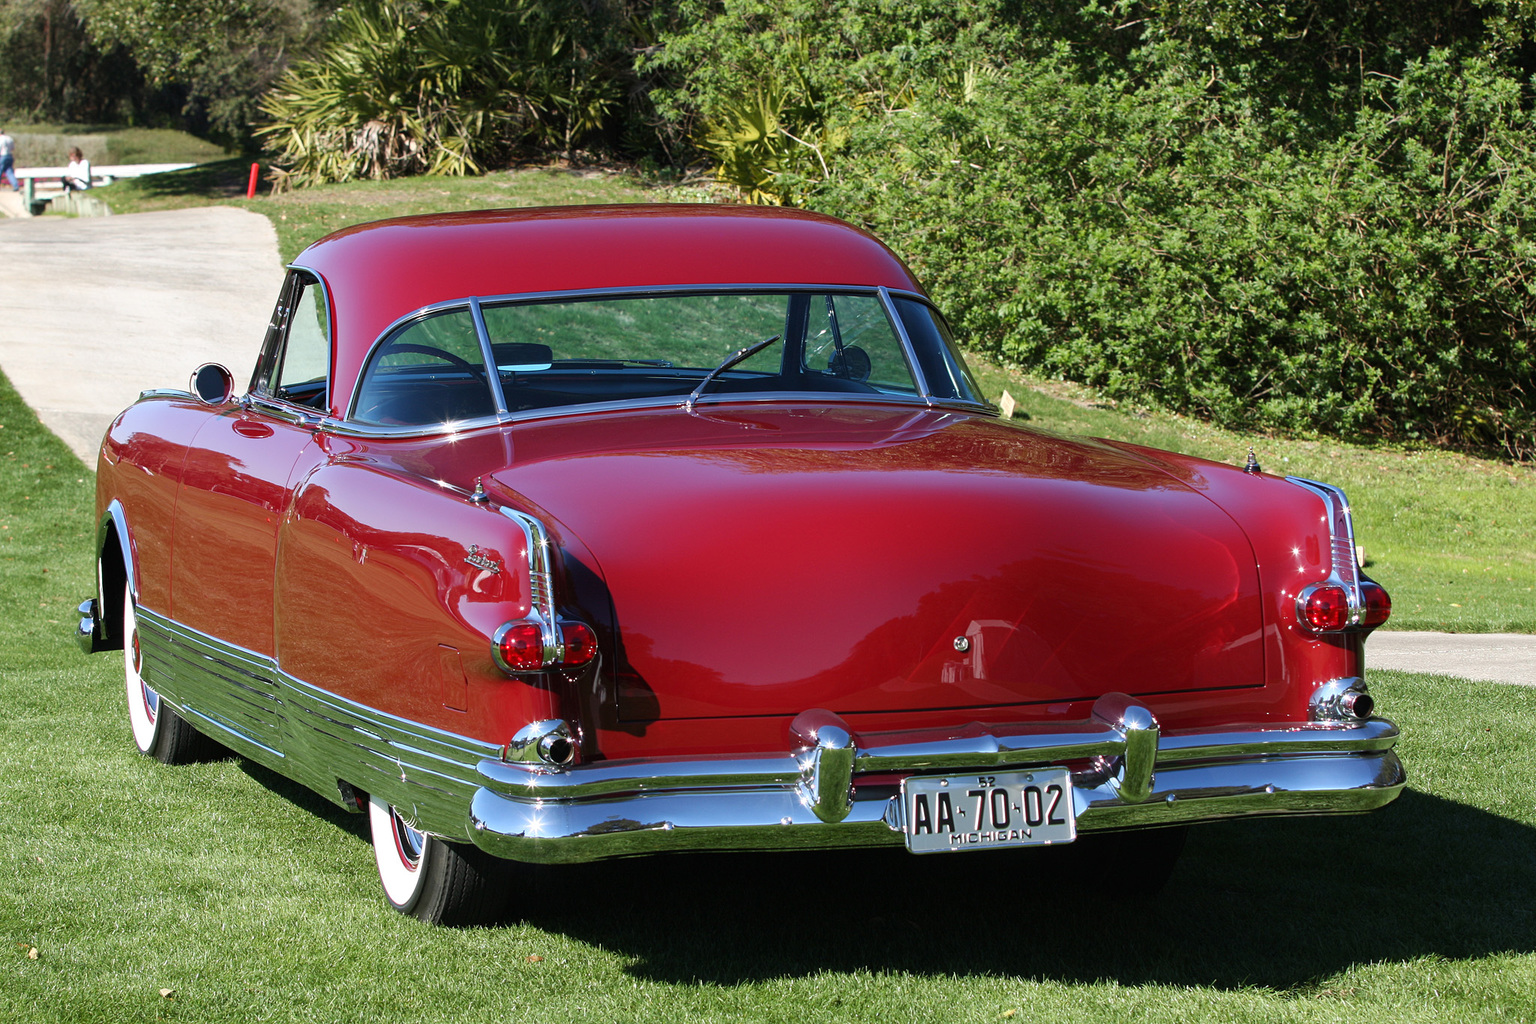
[1310,678,1374,722]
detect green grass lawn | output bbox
[95,161,654,261]
[2,370,1534,1022]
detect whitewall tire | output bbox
[118,579,219,764]
[367,795,511,925]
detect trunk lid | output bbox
[493,405,1265,721]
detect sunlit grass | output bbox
[96,162,654,261]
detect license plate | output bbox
[901,769,1075,853]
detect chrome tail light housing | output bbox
[1288,477,1392,635]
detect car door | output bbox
[170,270,330,663]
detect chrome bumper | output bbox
[76,597,109,654]
[467,694,1405,864]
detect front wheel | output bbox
[367,795,510,925]
[121,584,218,764]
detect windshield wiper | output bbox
[683,335,781,413]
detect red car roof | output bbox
[293,204,925,419]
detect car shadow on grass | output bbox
[508,788,1534,991]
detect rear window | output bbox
[349,289,978,427]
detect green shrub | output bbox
[259,0,624,184]
[813,47,1536,458]
[651,1,1536,458]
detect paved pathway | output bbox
[0,207,283,461]
[0,203,1530,687]
[1367,631,1533,686]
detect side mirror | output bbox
[191,363,235,405]
[828,345,872,382]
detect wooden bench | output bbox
[13,163,195,212]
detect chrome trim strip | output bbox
[322,391,943,440]
[126,605,500,839]
[99,500,137,602]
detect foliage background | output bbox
[649,0,1536,459]
[3,0,1536,460]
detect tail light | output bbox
[1360,580,1392,628]
[492,618,599,674]
[561,621,597,667]
[1288,477,1391,636]
[493,622,545,672]
[1299,584,1350,632]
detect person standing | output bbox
[0,128,17,191]
[63,146,92,191]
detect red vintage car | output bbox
[79,205,1402,924]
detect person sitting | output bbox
[62,147,92,192]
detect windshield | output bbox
[350,289,979,428]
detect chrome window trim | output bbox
[254,266,334,412]
[341,283,981,432]
[1286,476,1366,627]
[320,391,948,440]
[244,394,325,428]
[468,295,509,415]
[877,285,935,406]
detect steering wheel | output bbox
[387,343,482,376]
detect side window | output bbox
[351,309,498,426]
[253,270,330,410]
[277,282,329,399]
[893,297,984,404]
[801,293,917,394]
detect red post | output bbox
[246,163,260,199]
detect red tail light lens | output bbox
[1299,584,1349,633]
[494,622,544,672]
[1360,580,1392,628]
[492,619,598,674]
[561,621,597,667]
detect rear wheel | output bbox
[121,583,219,764]
[367,795,511,925]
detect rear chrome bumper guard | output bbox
[468,693,1405,864]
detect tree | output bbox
[77,0,331,143]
